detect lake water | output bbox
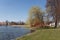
[0,26,30,40]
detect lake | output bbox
[0,26,30,40]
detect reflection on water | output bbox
[0,26,30,40]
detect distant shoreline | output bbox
[10,25,29,27]
[11,25,26,27]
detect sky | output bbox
[0,0,46,22]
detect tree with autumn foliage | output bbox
[27,6,44,27]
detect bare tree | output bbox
[46,0,60,28]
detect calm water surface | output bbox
[0,26,30,40]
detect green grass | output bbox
[16,29,60,40]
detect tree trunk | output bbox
[55,18,57,28]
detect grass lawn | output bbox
[16,28,60,40]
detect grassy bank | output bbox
[16,28,60,40]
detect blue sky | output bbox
[0,0,46,22]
